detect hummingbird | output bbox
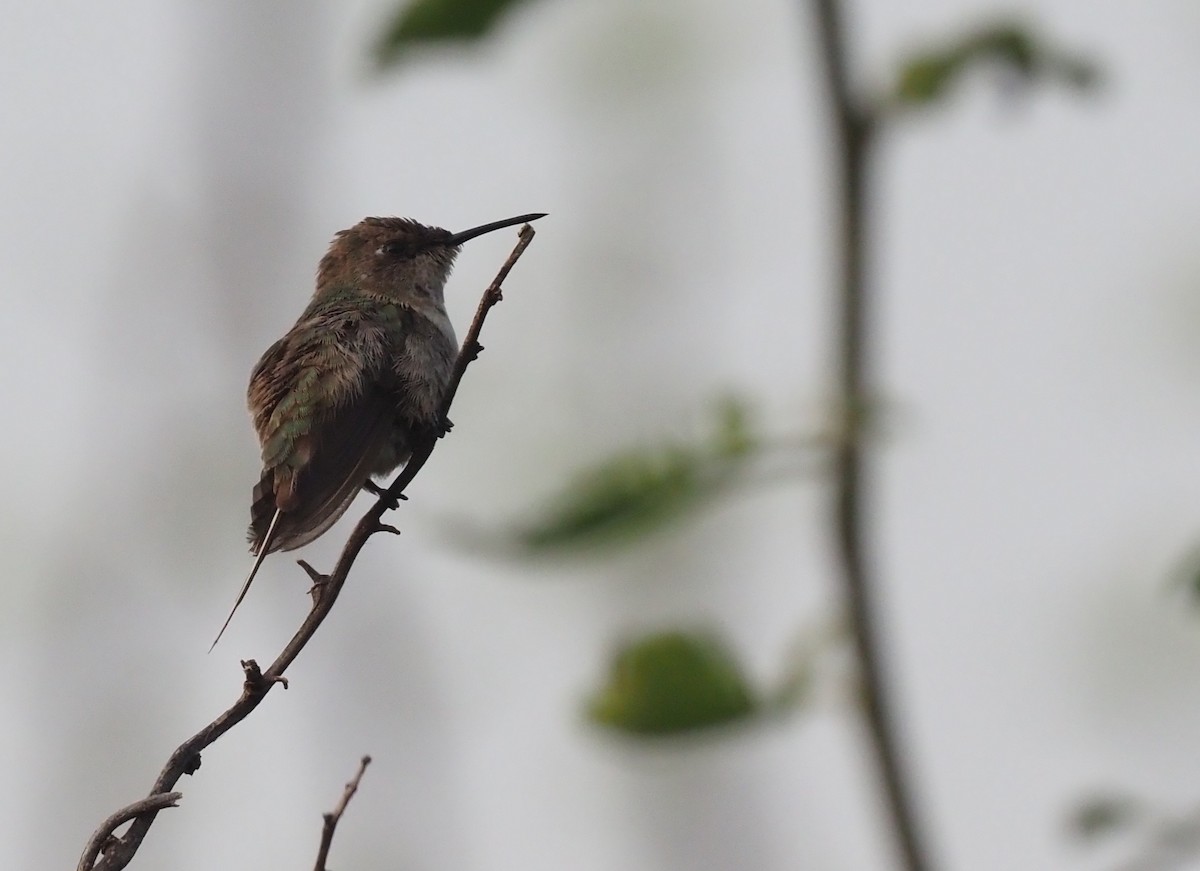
[210,212,547,650]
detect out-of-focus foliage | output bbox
[711,395,755,459]
[516,445,713,550]
[1169,543,1200,609]
[1069,793,1200,870]
[588,630,758,736]
[1068,793,1143,840]
[375,0,537,68]
[892,21,1098,108]
[772,618,847,713]
[512,398,761,553]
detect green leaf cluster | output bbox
[513,398,757,553]
[375,0,535,68]
[893,21,1098,107]
[588,631,758,736]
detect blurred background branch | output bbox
[810,0,932,867]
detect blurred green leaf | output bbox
[896,56,957,104]
[588,631,758,736]
[375,0,535,67]
[892,21,1099,108]
[515,446,716,551]
[1069,794,1143,840]
[513,398,764,554]
[712,395,756,459]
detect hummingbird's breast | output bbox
[370,298,458,473]
[406,296,457,349]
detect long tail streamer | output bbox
[209,508,283,653]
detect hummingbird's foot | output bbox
[363,480,407,509]
[436,416,454,439]
[241,658,289,691]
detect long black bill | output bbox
[446,212,547,246]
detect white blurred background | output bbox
[5,0,1200,869]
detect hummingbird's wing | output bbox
[246,305,397,554]
[249,395,394,553]
[213,310,399,651]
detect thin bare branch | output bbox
[78,224,539,871]
[313,755,373,871]
[76,793,181,871]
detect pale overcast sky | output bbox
[5,2,1200,870]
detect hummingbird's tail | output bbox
[209,508,284,653]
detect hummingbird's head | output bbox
[319,217,458,306]
[317,213,546,307]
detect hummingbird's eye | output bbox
[377,240,412,258]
